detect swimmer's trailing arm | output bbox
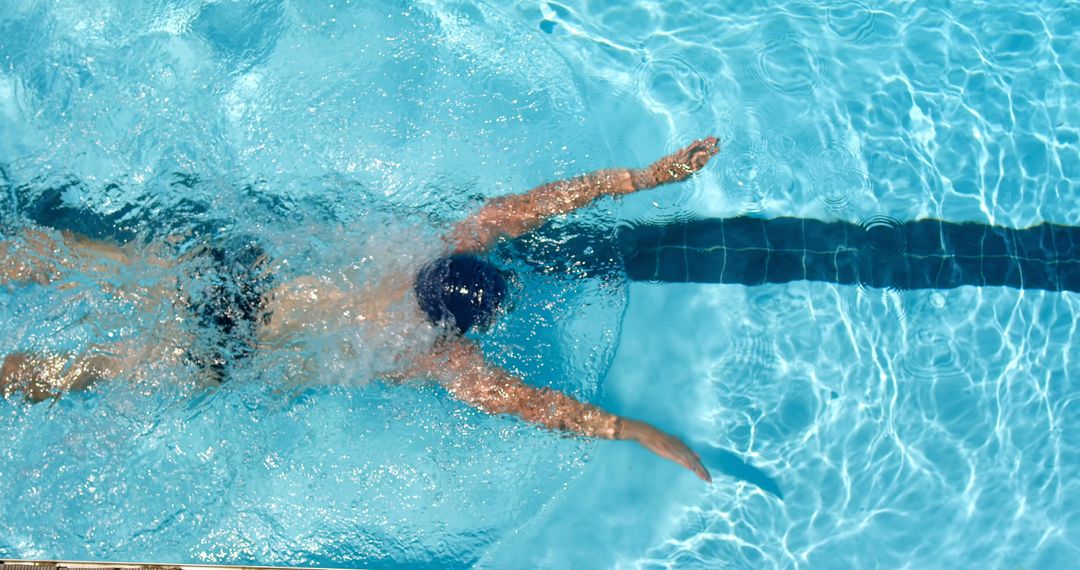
[450,137,721,253]
[413,340,711,482]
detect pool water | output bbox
[1,0,1079,568]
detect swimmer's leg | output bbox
[0,228,143,285]
[0,351,120,402]
[2,336,218,402]
[0,229,68,285]
[1,228,179,310]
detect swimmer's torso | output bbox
[256,273,441,383]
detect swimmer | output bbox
[0,137,721,482]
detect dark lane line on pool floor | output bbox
[511,217,1080,293]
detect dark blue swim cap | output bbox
[415,254,508,334]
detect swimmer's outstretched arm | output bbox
[403,340,711,482]
[450,137,721,252]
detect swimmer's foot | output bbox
[632,136,721,190]
[1,351,119,403]
[619,418,712,483]
[1,353,61,402]
[0,231,66,286]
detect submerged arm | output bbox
[450,137,720,253]
[407,340,711,481]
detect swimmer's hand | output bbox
[631,136,721,190]
[449,135,719,252]
[619,418,712,483]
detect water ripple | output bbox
[807,137,871,216]
[635,49,711,115]
[719,136,796,213]
[826,1,890,45]
[754,18,830,98]
[898,328,973,381]
[858,215,905,258]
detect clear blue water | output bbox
[1,0,1079,568]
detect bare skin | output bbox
[0,137,721,481]
[0,229,188,401]
[429,136,721,481]
[401,338,713,482]
[451,137,722,252]
[0,228,142,285]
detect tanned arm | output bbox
[450,137,721,253]
[404,339,711,482]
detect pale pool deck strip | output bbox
[3,562,358,570]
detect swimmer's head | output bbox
[414,254,509,335]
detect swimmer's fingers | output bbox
[675,136,721,173]
[622,419,712,483]
[645,136,721,185]
[690,136,721,167]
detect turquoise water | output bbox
[1,0,1079,568]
